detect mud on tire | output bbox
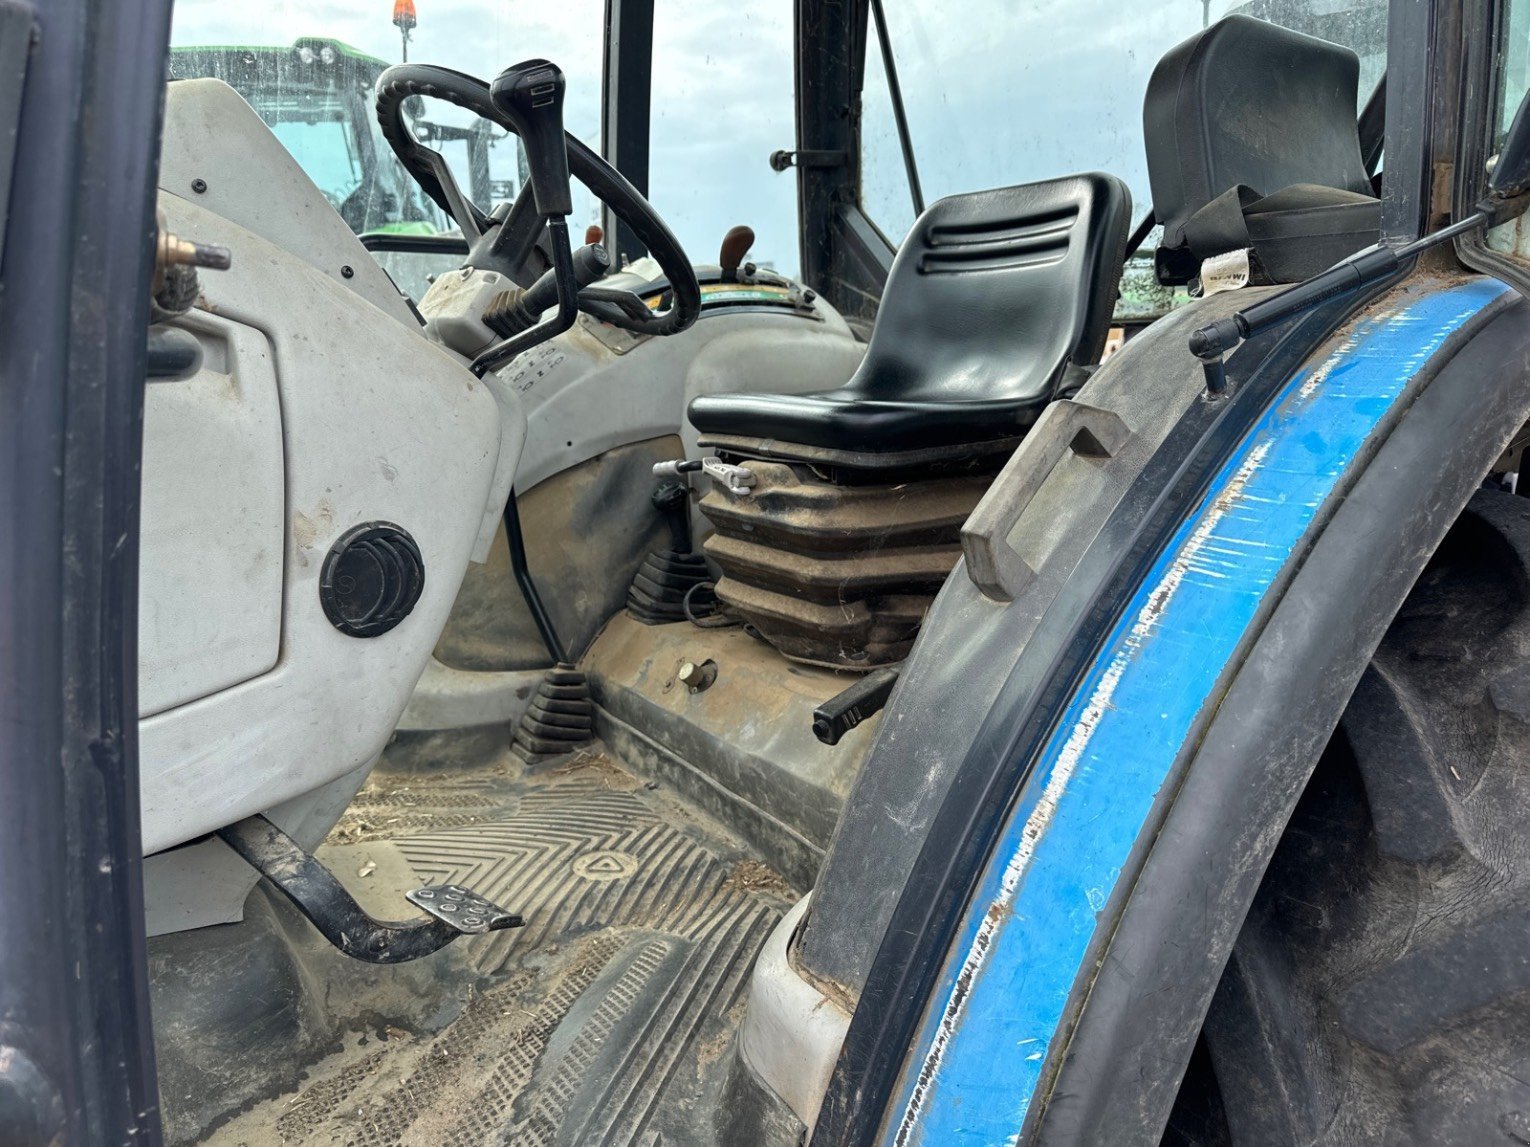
[1166,487,1530,1145]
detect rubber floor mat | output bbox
[207,747,797,1146]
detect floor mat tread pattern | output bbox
[213,751,792,1147]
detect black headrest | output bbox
[1144,15,1373,282]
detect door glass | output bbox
[1489,0,1530,260]
[648,1,801,278]
[169,2,606,240]
[861,19,917,244]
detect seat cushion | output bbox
[689,387,1040,453]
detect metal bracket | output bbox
[217,814,523,964]
[702,456,756,496]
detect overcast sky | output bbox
[171,1,1385,278]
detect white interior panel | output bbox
[510,309,865,493]
[139,190,511,856]
[159,79,416,328]
[139,310,284,717]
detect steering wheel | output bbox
[374,63,701,341]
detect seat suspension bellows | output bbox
[699,460,990,668]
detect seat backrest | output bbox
[1144,15,1373,280]
[847,173,1130,405]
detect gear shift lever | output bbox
[476,59,587,676]
[471,59,580,378]
[490,60,573,218]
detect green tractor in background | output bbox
[167,37,504,239]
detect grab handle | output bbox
[962,399,1132,602]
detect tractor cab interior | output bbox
[140,4,1393,1143]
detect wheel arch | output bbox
[1032,285,1530,1145]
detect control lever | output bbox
[485,242,610,337]
[719,225,755,283]
[471,59,579,377]
[813,667,900,746]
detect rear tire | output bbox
[1166,487,1530,1145]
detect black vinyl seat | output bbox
[687,174,1129,668]
[1145,14,1380,285]
[689,172,1131,467]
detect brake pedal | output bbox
[217,814,523,964]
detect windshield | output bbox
[168,3,608,240]
[861,0,1388,318]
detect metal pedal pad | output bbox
[406,885,522,934]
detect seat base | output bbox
[700,459,992,668]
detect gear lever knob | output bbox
[491,59,573,218]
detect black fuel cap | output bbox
[319,522,425,638]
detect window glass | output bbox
[270,120,363,208]
[168,2,606,239]
[861,0,1389,281]
[1498,0,1530,142]
[1488,0,1530,262]
[649,1,801,277]
[861,19,917,244]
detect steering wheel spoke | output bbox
[486,182,547,281]
[420,148,490,244]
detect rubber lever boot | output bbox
[626,483,712,624]
[490,60,573,217]
[718,225,755,283]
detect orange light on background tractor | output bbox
[392,0,416,61]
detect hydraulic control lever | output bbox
[471,59,580,377]
[719,225,755,283]
[813,667,900,746]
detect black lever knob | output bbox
[652,482,693,554]
[490,59,573,218]
[718,225,754,283]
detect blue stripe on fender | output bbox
[887,278,1510,1147]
